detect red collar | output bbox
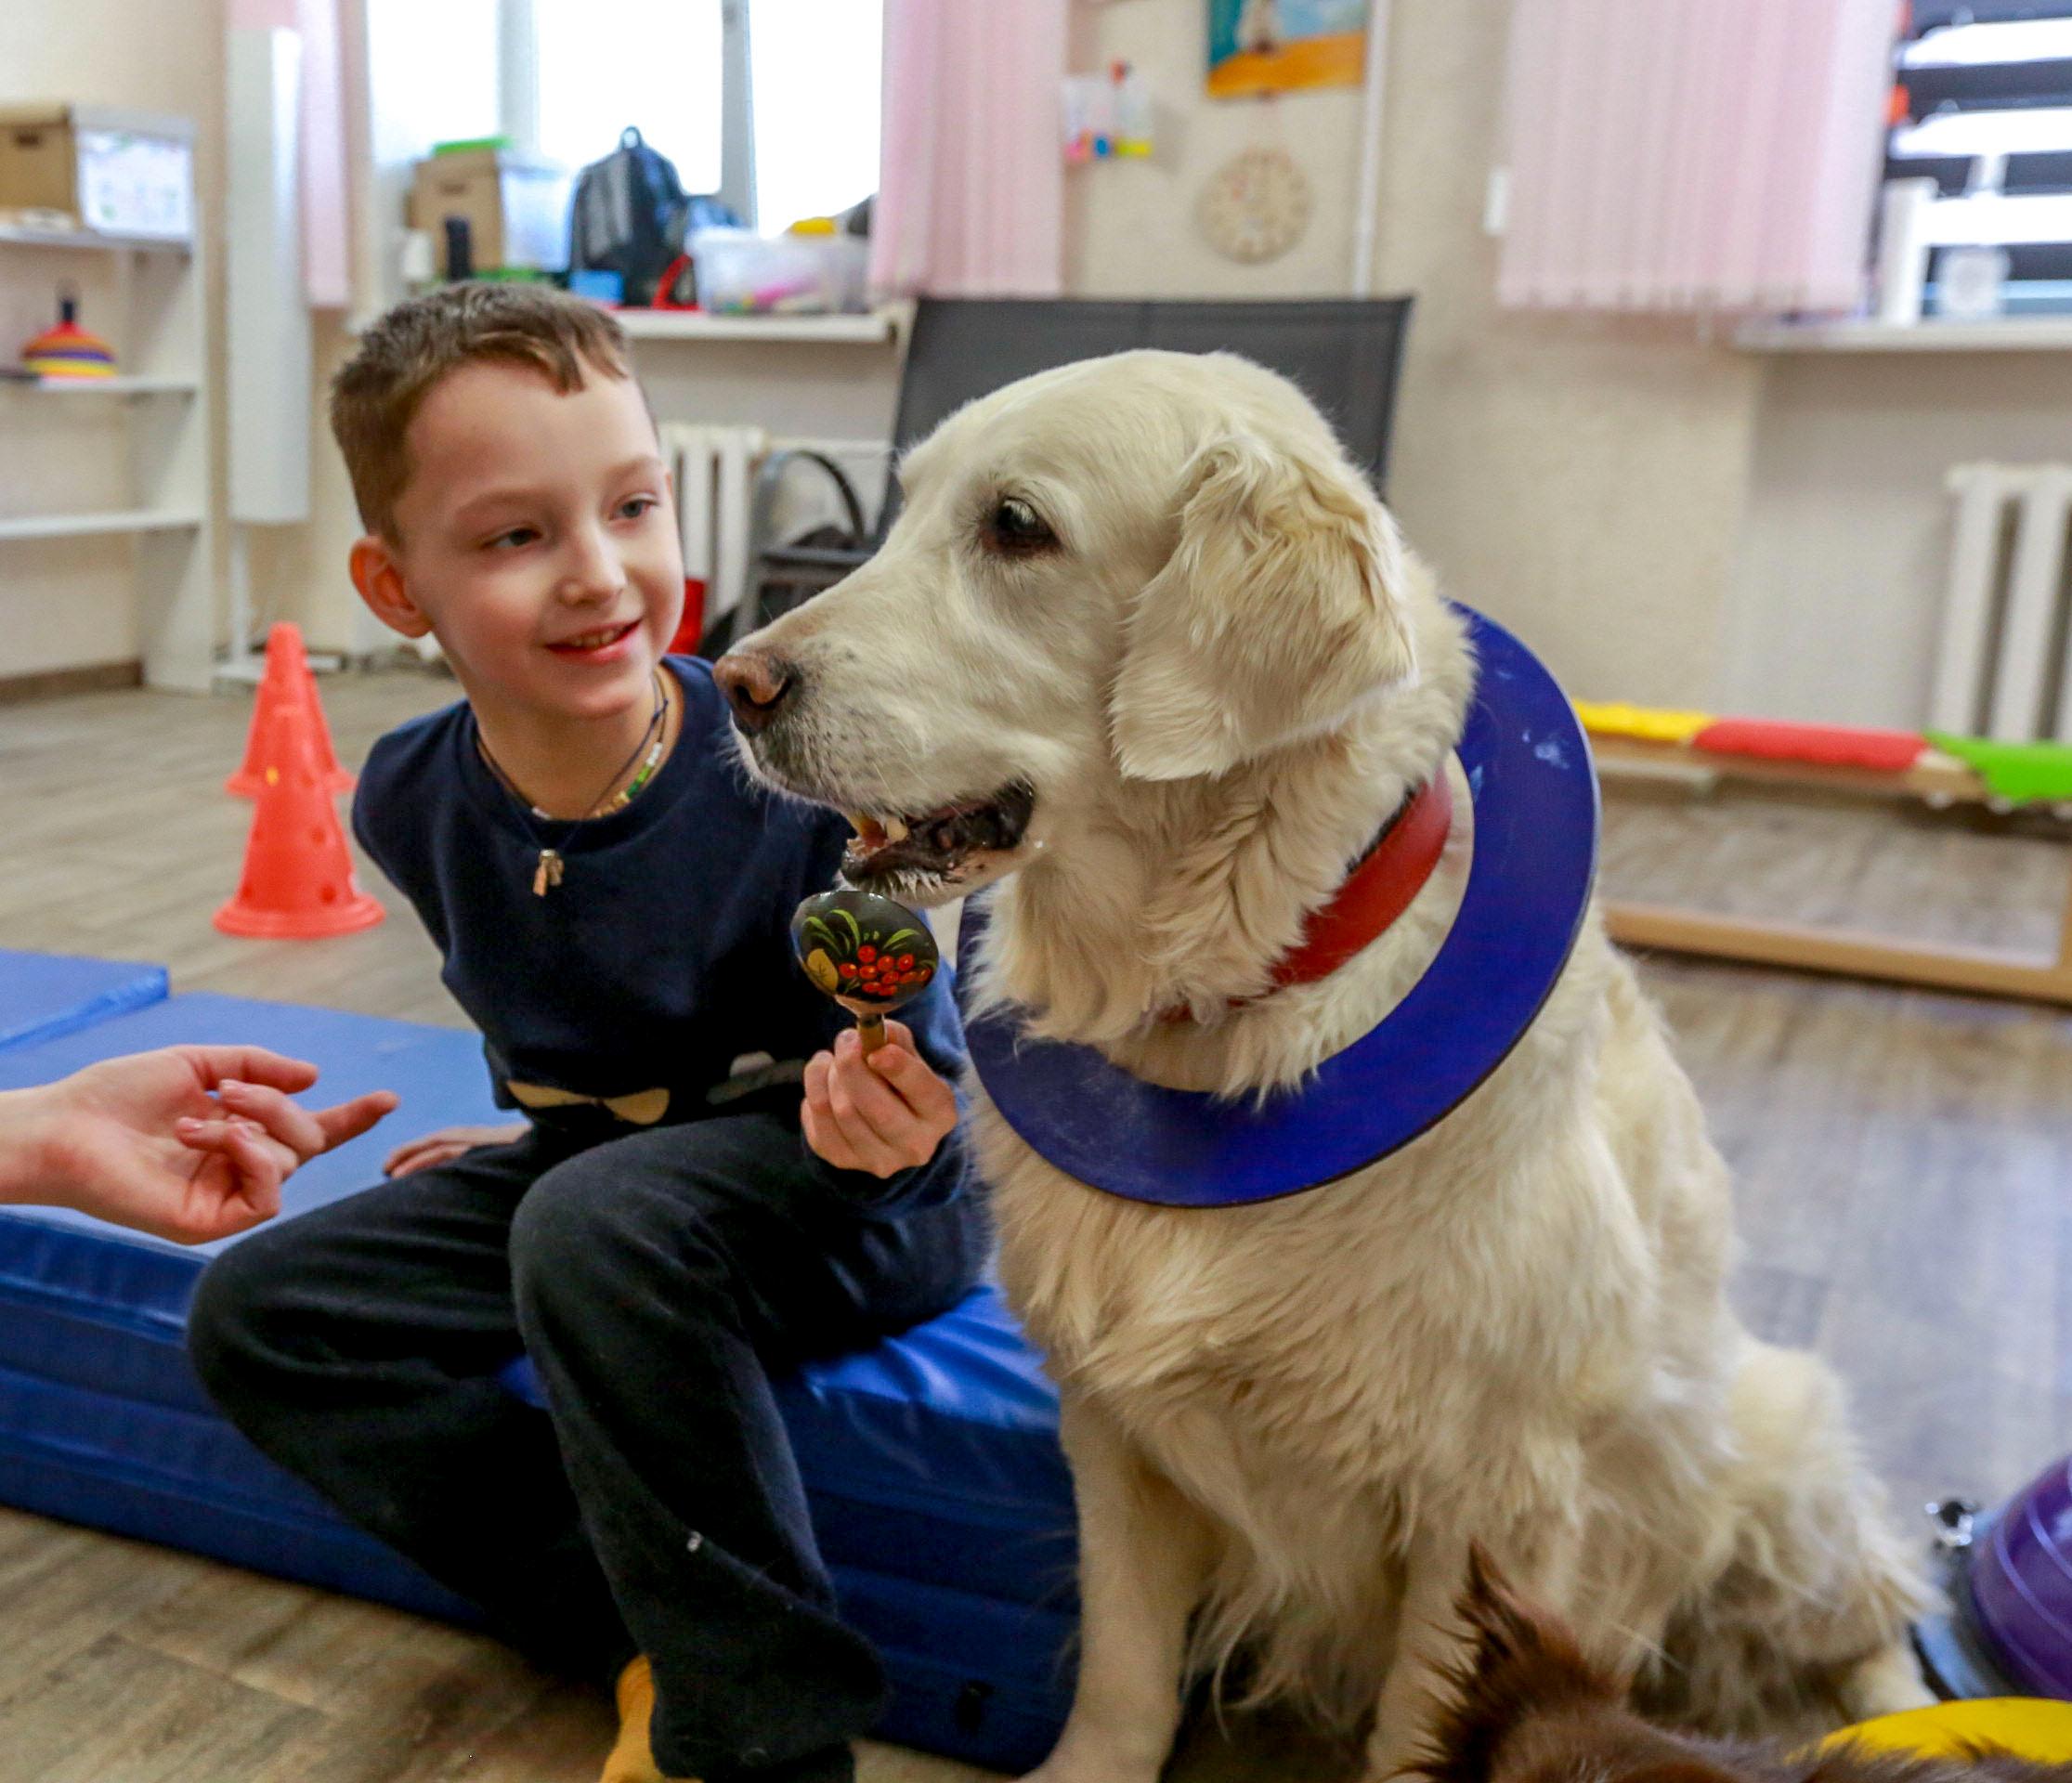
[1165,773,1454,1021]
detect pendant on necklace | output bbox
[533,849,566,897]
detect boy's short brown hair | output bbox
[331,281,632,539]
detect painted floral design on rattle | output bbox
[791,887,940,1055]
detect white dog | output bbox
[715,352,1932,1781]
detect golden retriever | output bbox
[714,351,1932,1782]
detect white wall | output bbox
[1071,0,2060,728]
[1723,351,2072,729]
[1064,0,1766,709]
[1062,3,1368,301]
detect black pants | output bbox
[187,1113,986,1783]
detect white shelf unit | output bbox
[0,221,216,692]
[0,224,196,253]
[0,509,202,541]
[13,372,201,395]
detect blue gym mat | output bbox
[0,948,168,1054]
[0,986,1075,1772]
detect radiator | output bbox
[1932,462,2072,743]
[660,423,887,642]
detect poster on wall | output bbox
[1206,0,1369,98]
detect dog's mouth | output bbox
[841,781,1037,902]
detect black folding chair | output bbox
[730,294,1414,649]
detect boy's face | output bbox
[353,359,683,724]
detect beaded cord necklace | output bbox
[476,668,671,896]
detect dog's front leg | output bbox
[1363,1518,1588,1779]
[1362,1522,1471,1781]
[1027,1392,1214,1783]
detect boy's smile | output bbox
[547,618,645,659]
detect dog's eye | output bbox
[986,497,1056,555]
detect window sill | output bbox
[617,303,907,345]
[1738,317,2072,352]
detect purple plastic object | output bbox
[1970,1453,2072,1698]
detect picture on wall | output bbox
[1206,0,1368,98]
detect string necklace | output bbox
[476,668,671,896]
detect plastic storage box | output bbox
[691,228,868,314]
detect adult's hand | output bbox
[0,1046,397,1243]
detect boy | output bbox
[188,283,985,1783]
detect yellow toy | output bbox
[1830,1699,2072,1764]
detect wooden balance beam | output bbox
[1588,733,2072,1008]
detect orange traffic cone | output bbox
[214,710,384,940]
[227,622,354,798]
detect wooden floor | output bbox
[0,672,2068,1782]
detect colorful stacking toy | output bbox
[20,294,116,380]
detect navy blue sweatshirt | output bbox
[351,656,968,1212]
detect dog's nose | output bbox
[713,651,799,735]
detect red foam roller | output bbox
[1691,719,1923,774]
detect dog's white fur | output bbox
[726,352,1933,1781]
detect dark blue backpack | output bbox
[569,127,736,306]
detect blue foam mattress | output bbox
[0,948,168,1054]
[0,989,1075,1772]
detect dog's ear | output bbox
[1109,430,1419,781]
[1415,1548,1617,1783]
[1457,1544,1562,1672]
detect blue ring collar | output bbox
[955,605,1598,1207]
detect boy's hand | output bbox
[384,1122,529,1178]
[801,1022,958,1179]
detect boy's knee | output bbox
[510,1153,728,1317]
[509,1158,623,1307]
[186,1230,294,1403]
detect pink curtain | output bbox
[226,0,351,306]
[294,0,350,308]
[870,0,1067,297]
[1498,0,1898,314]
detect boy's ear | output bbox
[349,535,433,639]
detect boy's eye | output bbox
[487,527,539,551]
[617,494,659,521]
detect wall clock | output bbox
[1196,144,1310,264]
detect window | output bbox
[532,0,724,193]
[749,0,882,230]
[1885,0,2072,312]
[358,0,881,319]
[520,0,880,227]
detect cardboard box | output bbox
[409,149,571,277]
[0,104,195,240]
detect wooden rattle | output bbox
[791,887,941,1057]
